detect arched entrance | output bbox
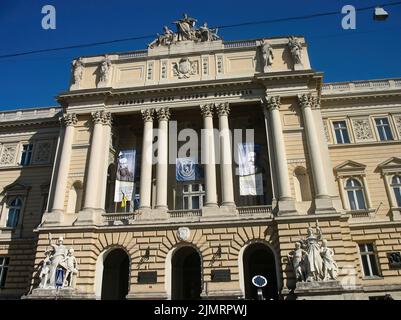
[101,248,130,300]
[171,246,202,300]
[242,243,278,300]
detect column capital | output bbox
[264,95,281,111]
[91,110,112,125]
[200,103,214,118]
[298,93,320,109]
[216,102,230,117]
[60,113,78,127]
[141,108,155,122]
[156,107,171,121]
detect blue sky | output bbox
[0,0,400,110]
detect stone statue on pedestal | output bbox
[289,221,338,283]
[260,40,274,72]
[71,57,84,88]
[99,55,112,86]
[36,233,79,290]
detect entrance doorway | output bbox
[101,249,129,300]
[171,246,202,299]
[243,243,278,300]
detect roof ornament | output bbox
[148,13,221,49]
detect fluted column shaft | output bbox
[84,111,107,210]
[52,114,78,212]
[265,96,292,200]
[201,104,218,207]
[139,109,155,209]
[217,103,235,206]
[298,94,329,199]
[155,108,170,209]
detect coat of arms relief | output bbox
[173,58,198,79]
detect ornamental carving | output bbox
[141,109,155,122]
[395,116,401,137]
[33,141,51,164]
[61,113,78,127]
[173,58,198,79]
[352,118,374,141]
[323,122,330,143]
[156,107,171,121]
[216,102,230,116]
[0,144,17,165]
[266,96,281,111]
[298,94,314,109]
[91,111,112,125]
[200,104,214,118]
[177,227,191,242]
[148,13,221,49]
[288,36,303,65]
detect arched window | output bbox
[345,178,366,210]
[293,167,312,201]
[6,197,23,228]
[67,181,83,214]
[391,175,401,207]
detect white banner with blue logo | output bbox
[114,150,136,202]
[176,157,203,181]
[237,143,263,196]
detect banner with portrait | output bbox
[114,150,136,202]
[176,157,203,181]
[237,143,263,196]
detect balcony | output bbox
[102,205,272,225]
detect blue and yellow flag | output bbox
[121,192,128,208]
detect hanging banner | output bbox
[237,143,264,196]
[114,150,136,202]
[176,157,203,181]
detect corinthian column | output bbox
[155,107,170,209]
[298,94,333,212]
[201,104,218,207]
[83,111,107,211]
[265,97,292,202]
[216,102,235,207]
[51,113,78,216]
[139,109,155,209]
[99,112,112,211]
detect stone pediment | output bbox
[1,182,31,196]
[377,157,401,174]
[334,160,366,176]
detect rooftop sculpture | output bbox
[148,13,221,48]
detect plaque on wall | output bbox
[138,271,157,284]
[211,269,231,282]
[387,252,401,268]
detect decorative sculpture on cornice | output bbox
[71,57,84,88]
[61,113,78,127]
[265,96,281,111]
[260,40,274,72]
[288,36,303,65]
[200,104,214,118]
[141,108,155,122]
[156,107,171,121]
[216,102,230,116]
[148,13,221,49]
[98,55,112,86]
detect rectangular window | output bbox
[0,257,10,288]
[375,118,393,141]
[182,183,205,210]
[395,187,401,208]
[333,121,350,144]
[359,244,379,277]
[20,144,33,166]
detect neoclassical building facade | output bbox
[1,16,401,300]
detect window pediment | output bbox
[1,182,31,197]
[377,157,401,175]
[334,160,366,177]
